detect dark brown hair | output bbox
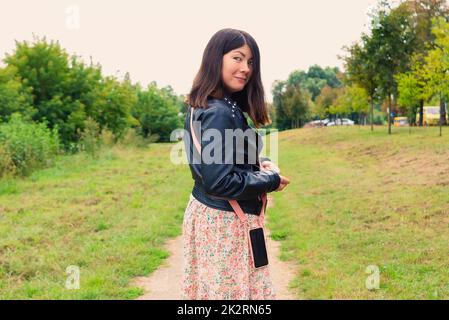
[186,28,270,128]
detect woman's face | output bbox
[221,44,253,94]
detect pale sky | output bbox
[0,0,379,102]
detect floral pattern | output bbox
[181,194,276,300]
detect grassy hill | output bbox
[0,125,448,299]
[269,125,449,299]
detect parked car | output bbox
[305,118,354,127]
[333,118,354,126]
[304,119,326,128]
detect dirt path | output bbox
[132,196,299,300]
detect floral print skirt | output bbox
[181,193,276,300]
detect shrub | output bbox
[118,127,152,148]
[77,117,102,158]
[0,144,16,178]
[0,113,60,176]
[100,127,116,148]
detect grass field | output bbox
[0,145,191,299]
[269,125,449,299]
[1,125,448,299]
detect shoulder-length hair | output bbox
[186,28,270,128]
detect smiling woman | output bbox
[186,28,269,128]
[181,28,290,300]
[221,45,254,94]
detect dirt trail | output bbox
[133,196,299,300]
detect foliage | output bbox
[0,113,60,176]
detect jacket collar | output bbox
[223,96,243,112]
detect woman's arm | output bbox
[198,104,281,200]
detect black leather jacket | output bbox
[184,96,281,215]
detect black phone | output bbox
[249,227,269,268]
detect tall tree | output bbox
[401,0,449,124]
[132,83,182,142]
[272,80,289,130]
[421,17,449,134]
[0,66,35,122]
[281,84,311,128]
[342,41,380,131]
[396,68,423,128]
[369,1,417,134]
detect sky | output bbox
[0,0,380,102]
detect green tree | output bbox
[272,80,289,130]
[345,85,370,124]
[314,85,339,119]
[92,76,139,140]
[327,87,349,123]
[421,17,449,134]
[399,0,449,124]
[396,70,423,126]
[4,37,90,146]
[342,41,380,131]
[369,1,417,134]
[132,83,182,142]
[286,66,342,101]
[0,66,35,123]
[280,84,311,129]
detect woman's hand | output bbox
[260,161,289,192]
[275,175,290,192]
[261,160,280,174]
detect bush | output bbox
[100,127,116,148]
[0,144,16,178]
[77,117,102,158]
[0,113,60,177]
[372,109,387,125]
[118,127,153,148]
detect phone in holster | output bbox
[249,227,269,268]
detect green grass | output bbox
[1,125,448,299]
[268,125,449,299]
[0,144,192,299]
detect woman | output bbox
[182,28,290,300]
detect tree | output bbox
[272,66,341,129]
[400,0,449,125]
[328,87,349,123]
[314,85,339,119]
[342,40,380,131]
[4,37,93,146]
[396,70,423,128]
[272,80,289,130]
[281,84,311,129]
[132,83,182,142]
[286,66,342,101]
[369,1,417,134]
[93,76,139,140]
[0,66,35,123]
[345,85,370,125]
[420,17,449,134]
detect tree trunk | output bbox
[408,109,412,134]
[388,94,392,135]
[371,98,374,131]
[440,98,447,126]
[418,99,424,126]
[439,98,444,137]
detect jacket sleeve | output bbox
[259,156,272,162]
[198,105,281,200]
